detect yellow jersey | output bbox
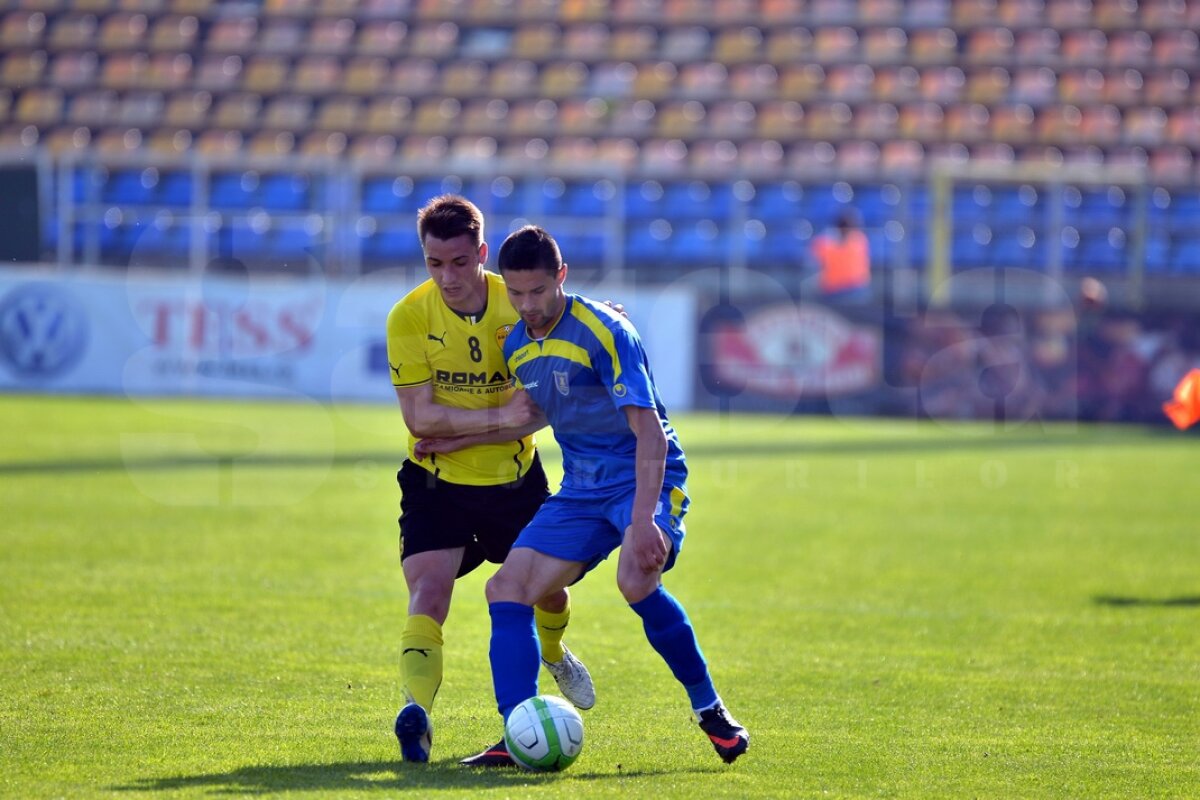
[386,271,533,486]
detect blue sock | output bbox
[630,586,719,711]
[489,601,540,720]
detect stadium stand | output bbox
[0,0,1197,278]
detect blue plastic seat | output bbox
[260,173,312,211]
[1167,189,1200,237]
[362,227,423,267]
[991,186,1040,228]
[747,181,807,220]
[1070,188,1127,230]
[759,220,810,263]
[990,229,1033,268]
[157,171,193,207]
[411,177,450,210]
[102,169,154,204]
[952,230,989,269]
[854,184,903,227]
[561,180,612,218]
[623,220,673,268]
[72,168,104,204]
[362,176,411,213]
[1144,231,1171,274]
[1079,235,1126,272]
[210,172,259,209]
[662,181,735,219]
[485,176,530,216]
[952,185,990,224]
[670,221,728,267]
[1172,235,1200,273]
[554,230,606,267]
[135,223,190,261]
[625,181,667,220]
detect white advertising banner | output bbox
[0,268,695,409]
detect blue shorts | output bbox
[513,483,690,577]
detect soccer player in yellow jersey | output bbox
[386,195,594,763]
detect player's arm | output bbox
[623,404,670,574]
[413,413,548,460]
[394,384,539,439]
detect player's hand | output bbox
[625,521,669,575]
[500,389,540,428]
[602,300,628,318]
[414,436,471,460]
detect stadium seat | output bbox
[952,228,991,269]
[623,218,673,268]
[156,170,193,206]
[207,17,258,53]
[361,226,423,268]
[863,27,907,63]
[624,179,666,218]
[553,229,607,267]
[559,178,614,217]
[134,221,191,263]
[659,180,730,219]
[212,215,326,272]
[149,14,200,52]
[489,59,539,97]
[1079,230,1128,272]
[670,218,728,267]
[358,20,409,55]
[362,175,417,214]
[1173,236,1200,274]
[1048,0,1093,28]
[560,23,610,60]
[210,172,262,210]
[194,54,243,91]
[748,180,807,221]
[259,173,313,211]
[49,52,99,90]
[608,24,655,59]
[101,168,156,205]
[758,219,811,263]
[309,17,356,54]
[48,13,99,50]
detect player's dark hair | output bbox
[416,194,485,247]
[497,225,562,275]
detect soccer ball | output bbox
[504,695,584,771]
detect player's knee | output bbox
[616,568,658,605]
[486,568,530,605]
[536,587,569,613]
[408,575,453,621]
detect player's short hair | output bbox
[498,225,562,275]
[416,194,485,248]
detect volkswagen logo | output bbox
[0,283,89,379]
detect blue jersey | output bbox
[503,294,687,493]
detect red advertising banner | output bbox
[705,301,881,400]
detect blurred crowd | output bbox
[889,282,1200,424]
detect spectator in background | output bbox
[811,209,871,304]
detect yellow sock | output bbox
[534,601,570,663]
[400,614,443,711]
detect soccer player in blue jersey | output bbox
[442,225,749,766]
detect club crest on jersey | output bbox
[495,324,513,349]
[554,370,570,396]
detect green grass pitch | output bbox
[1,395,1197,799]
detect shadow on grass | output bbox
[113,758,707,795]
[1093,595,1200,608]
[0,427,1175,476]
